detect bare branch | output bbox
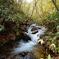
[52,0,59,11]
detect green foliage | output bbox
[0,0,28,23]
[47,11,59,25]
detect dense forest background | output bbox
[0,0,59,59]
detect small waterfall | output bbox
[11,24,46,59]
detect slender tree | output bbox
[52,0,59,11]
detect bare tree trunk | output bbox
[35,0,42,18]
[30,0,42,18]
[52,0,59,11]
[30,0,37,17]
[26,0,38,21]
